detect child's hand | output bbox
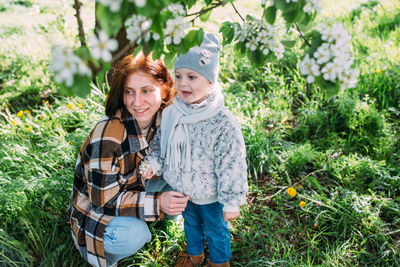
[143,169,153,179]
[223,210,240,221]
[139,163,153,179]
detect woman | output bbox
[66,52,190,267]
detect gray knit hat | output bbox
[174,32,221,84]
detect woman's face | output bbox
[123,71,163,130]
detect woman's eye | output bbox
[143,89,150,94]
[125,90,133,95]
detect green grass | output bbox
[1,0,400,266]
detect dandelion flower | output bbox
[299,201,306,208]
[26,126,32,132]
[68,102,74,109]
[40,114,44,120]
[376,69,381,74]
[17,110,24,118]
[313,223,318,229]
[287,187,296,197]
[11,120,17,126]
[298,184,302,189]
[78,103,83,110]
[24,110,31,116]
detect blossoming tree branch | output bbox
[49,0,359,98]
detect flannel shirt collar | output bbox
[121,109,161,154]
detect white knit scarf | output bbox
[160,84,224,172]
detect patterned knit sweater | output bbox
[145,90,248,211]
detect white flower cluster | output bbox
[49,46,91,87]
[161,3,186,16]
[299,22,359,89]
[88,30,118,62]
[125,14,159,43]
[163,5,190,46]
[303,0,322,14]
[236,18,285,59]
[97,0,146,12]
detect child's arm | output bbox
[214,119,248,221]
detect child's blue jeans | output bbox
[182,201,231,264]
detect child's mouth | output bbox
[181,90,192,98]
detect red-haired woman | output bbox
[66,52,190,267]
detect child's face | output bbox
[174,68,213,104]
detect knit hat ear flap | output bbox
[174,32,221,84]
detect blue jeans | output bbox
[103,216,151,266]
[182,201,231,264]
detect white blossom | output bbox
[88,30,118,62]
[164,17,190,45]
[49,46,91,87]
[299,54,320,83]
[162,3,186,16]
[272,42,284,59]
[245,37,258,51]
[313,43,331,65]
[321,62,338,81]
[303,0,322,14]
[340,68,359,89]
[97,0,122,12]
[125,14,152,43]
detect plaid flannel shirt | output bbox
[66,110,163,267]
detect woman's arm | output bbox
[84,119,163,221]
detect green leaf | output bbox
[199,9,212,22]
[246,49,266,67]
[281,40,296,48]
[197,28,204,44]
[264,6,277,24]
[219,21,235,45]
[234,42,246,57]
[314,76,340,98]
[282,8,300,24]
[274,0,288,10]
[164,52,177,70]
[96,4,122,36]
[204,0,212,5]
[186,0,197,9]
[60,75,91,97]
[183,30,203,50]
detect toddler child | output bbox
[141,32,248,267]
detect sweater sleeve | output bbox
[85,119,162,221]
[213,118,248,212]
[143,127,163,176]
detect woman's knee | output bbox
[104,217,152,255]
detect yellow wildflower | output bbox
[298,184,302,189]
[68,102,74,109]
[11,120,17,126]
[287,187,296,197]
[78,103,83,110]
[70,141,74,145]
[40,114,44,120]
[26,126,32,132]
[24,110,31,116]
[224,73,228,78]
[313,223,318,229]
[299,201,306,208]
[17,110,23,118]
[376,69,381,74]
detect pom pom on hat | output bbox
[174,32,221,84]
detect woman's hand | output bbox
[223,211,240,221]
[160,191,190,215]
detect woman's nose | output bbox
[133,93,143,106]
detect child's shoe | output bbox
[174,252,204,267]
